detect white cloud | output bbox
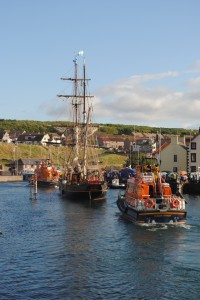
[45,64,200,129]
[186,77,200,91]
[129,71,179,83]
[187,60,200,73]
[93,70,200,128]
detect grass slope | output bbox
[0,143,127,169]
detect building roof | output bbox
[18,158,46,165]
[153,141,170,155]
[17,133,48,142]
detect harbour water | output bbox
[0,181,200,299]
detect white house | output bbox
[154,135,187,173]
[188,130,200,173]
[17,133,50,146]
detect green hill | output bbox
[0,119,195,170]
[0,143,127,170]
[0,119,195,136]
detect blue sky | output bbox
[1,0,200,129]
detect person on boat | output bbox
[136,165,141,174]
[180,174,188,183]
[65,165,73,183]
[146,165,152,172]
[153,166,159,181]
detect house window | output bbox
[26,136,35,140]
[173,167,178,172]
[174,155,177,162]
[191,153,196,162]
[191,166,197,172]
[191,142,196,150]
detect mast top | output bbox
[73,50,84,63]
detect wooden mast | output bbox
[57,51,94,178]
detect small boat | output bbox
[106,170,125,189]
[117,159,187,224]
[57,51,107,200]
[106,168,135,189]
[182,171,200,194]
[109,178,126,189]
[119,168,136,185]
[29,159,61,187]
[22,169,35,181]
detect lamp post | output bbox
[15,144,18,175]
[13,144,18,175]
[137,146,140,165]
[13,145,15,175]
[131,143,140,166]
[129,142,133,168]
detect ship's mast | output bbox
[74,55,79,126]
[58,52,83,161]
[82,59,88,178]
[73,55,79,162]
[83,59,87,125]
[81,57,94,178]
[57,51,94,175]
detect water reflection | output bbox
[0,183,200,299]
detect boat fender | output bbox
[171,198,180,208]
[144,199,154,209]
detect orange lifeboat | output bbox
[144,199,154,209]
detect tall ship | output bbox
[117,158,187,224]
[58,51,107,200]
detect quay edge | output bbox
[0,175,23,182]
